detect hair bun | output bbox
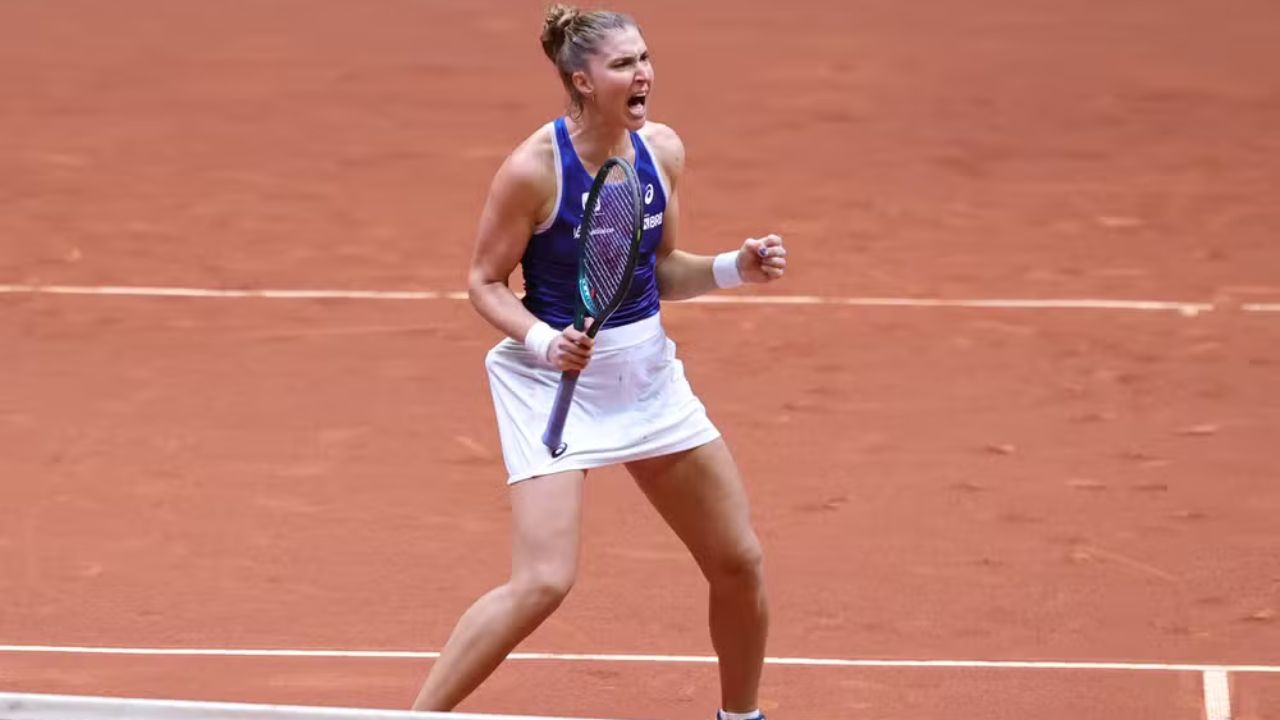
[541,4,580,60]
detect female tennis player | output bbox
[412,6,786,720]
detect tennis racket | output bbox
[541,157,646,457]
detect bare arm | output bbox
[467,144,594,371]
[467,153,547,342]
[653,191,721,301]
[646,125,787,301]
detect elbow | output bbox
[653,258,688,302]
[467,270,498,311]
[652,256,675,300]
[468,264,500,295]
[654,275,675,301]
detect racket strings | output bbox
[581,166,641,315]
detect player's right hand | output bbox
[548,320,594,372]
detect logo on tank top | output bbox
[573,187,662,234]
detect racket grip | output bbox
[541,371,582,457]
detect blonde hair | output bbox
[540,4,638,115]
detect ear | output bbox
[571,69,594,98]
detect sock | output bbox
[718,710,763,720]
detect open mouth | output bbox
[627,93,648,115]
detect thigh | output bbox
[509,470,587,582]
[624,439,761,576]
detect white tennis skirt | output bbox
[484,313,721,484]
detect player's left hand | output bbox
[739,234,787,283]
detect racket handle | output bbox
[541,371,582,457]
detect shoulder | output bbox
[492,123,558,209]
[638,121,685,185]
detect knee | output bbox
[510,566,575,615]
[705,540,765,591]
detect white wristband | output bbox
[523,321,559,365]
[712,250,744,289]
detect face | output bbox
[573,25,653,130]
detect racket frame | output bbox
[541,156,645,457]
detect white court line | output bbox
[1203,670,1233,720]
[1,645,1279,674]
[0,692,600,720]
[0,285,462,301]
[0,284,1234,314]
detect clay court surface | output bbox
[2,1,1278,718]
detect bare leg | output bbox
[626,439,769,714]
[412,470,585,711]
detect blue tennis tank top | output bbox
[521,117,667,330]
